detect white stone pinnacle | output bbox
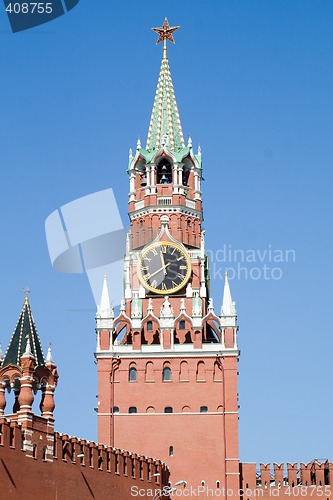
[23,336,32,357]
[160,297,174,318]
[221,270,234,316]
[99,274,111,317]
[46,343,53,364]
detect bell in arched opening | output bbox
[157,157,172,184]
[140,174,147,187]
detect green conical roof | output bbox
[146,45,185,152]
[1,296,45,368]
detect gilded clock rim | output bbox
[137,241,192,295]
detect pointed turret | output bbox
[220,270,237,330]
[221,270,233,317]
[147,18,185,151]
[1,294,45,368]
[96,275,114,351]
[46,343,53,364]
[22,335,33,358]
[98,273,111,318]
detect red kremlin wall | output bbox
[240,461,333,499]
[0,418,170,500]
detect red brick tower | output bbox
[96,19,240,494]
[0,294,58,461]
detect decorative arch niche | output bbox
[196,361,206,382]
[179,360,189,382]
[145,362,155,382]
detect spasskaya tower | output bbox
[95,18,240,495]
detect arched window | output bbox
[179,320,186,330]
[129,407,137,414]
[164,407,173,413]
[163,366,172,382]
[200,406,208,413]
[113,406,119,413]
[147,320,153,332]
[129,365,137,382]
[169,446,174,456]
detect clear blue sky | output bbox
[0,0,332,465]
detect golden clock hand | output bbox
[147,262,171,280]
[160,249,167,274]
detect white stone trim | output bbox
[129,206,202,221]
[95,348,239,359]
[134,200,145,210]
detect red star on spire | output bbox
[151,18,180,45]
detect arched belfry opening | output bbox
[182,157,193,187]
[157,157,172,184]
[136,160,147,187]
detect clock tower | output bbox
[95,19,240,495]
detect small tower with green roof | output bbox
[0,293,58,460]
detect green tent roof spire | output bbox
[147,18,185,152]
[1,294,45,368]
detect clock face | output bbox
[138,241,191,295]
